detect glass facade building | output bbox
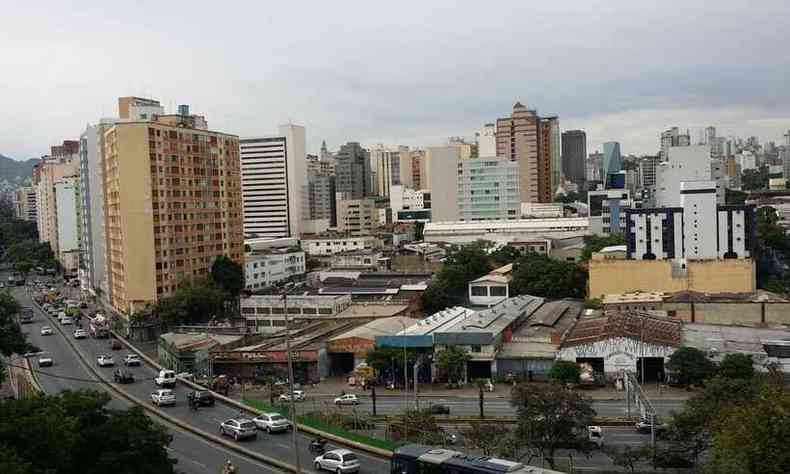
[457,157,520,221]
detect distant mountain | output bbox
[0,154,38,183]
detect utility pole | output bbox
[283,289,301,474]
[371,385,377,416]
[479,383,484,419]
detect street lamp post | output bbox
[283,287,301,474]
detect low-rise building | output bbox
[602,291,665,313]
[336,197,376,236]
[301,235,382,256]
[424,217,589,245]
[326,316,419,375]
[244,248,305,290]
[521,202,564,218]
[158,332,245,376]
[240,294,352,333]
[468,264,512,306]
[330,250,385,271]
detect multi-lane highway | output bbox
[11,284,388,474]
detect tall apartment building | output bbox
[496,102,557,203]
[335,142,370,199]
[13,186,37,222]
[457,157,520,221]
[371,144,412,198]
[239,124,306,239]
[35,149,79,256]
[336,197,376,236]
[626,181,754,262]
[476,124,496,159]
[660,127,691,159]
[55,176,81,274]
[638,155,661,189]
[411,150,425,189]
[102,109,243,316]
[544,116,561,194]
[448,137,476,160]
[561,130,587,186]
[424,146,460,221]
[654,145,714,207]
[307,168,336,228]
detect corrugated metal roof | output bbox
[329,317,420,341]
[561,312,682,348]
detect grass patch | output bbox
[243,398,399,452]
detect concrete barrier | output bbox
[110,329,395,459]
[33,300,297,472]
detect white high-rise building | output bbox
[54,176,80,273]
[371,144,412,198]
[476,123,496,158]
[654,145,713,207]
[240,124,306,239]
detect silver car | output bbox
[219,419,258,441]
[314,449,360,474]
[253,413,291,433]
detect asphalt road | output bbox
[284,393,685,419]
[12,284,390,474]
[13,285,284,474]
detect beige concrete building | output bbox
[588,258,756,299]
[35,153,79,258]
[496,102,557,203]
[13,186,37,222]
[102,112,243,316]
[336,197,376,236]
[424,146,460,221]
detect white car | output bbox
[124,354,141,366]
[40,326,53,336]
[38,354,54,367]
[279,390,305,402]
[74,328,88,339]
[60,315,73,325]
[253,413,291,433]
[97,355,115,367]
[151,389,176,406]
[334,394,360,406]
[313,449,360,474]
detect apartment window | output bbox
[471,345,482,353]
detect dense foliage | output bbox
[434,346,470,383]
[143,279,229,326]
[420,243,490,313]
[741,166,768,191]
[0,391,177,474]
[666,347,717,387]
[510,253,587,299]
[0,291,34,382]
[581,233,626,260]
[549,360,581,384]
[0,202,56,270]
[210,255,244,298]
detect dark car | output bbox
[113,369,135,384]
[430,404,451,415]
[635,418,667,434]
[187,390,215,407]
[109,339,122,350]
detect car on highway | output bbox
[252,413,291,433]
[219,418,258,441]
[635,418,667,434]
[38,354,54,367]
[429,404,450,415]
[109,339,122,350]
[123,354,141,366]
[113,369,135,384]
[187,390,215,407]
[313,449,360,473]
[154,369,176,387]
[40,326,53,336]
[334,394,360,406]
[151,389,176,406]
[278,390,305,402]
[588,425,604,448]
[74,328,88,339]
[96,355,115,367]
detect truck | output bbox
[88,314,110,339]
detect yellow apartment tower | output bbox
[103,105,243,316]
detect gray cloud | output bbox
[1,0,789,159]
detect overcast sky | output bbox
[2,0,789,159]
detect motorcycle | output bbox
[309,438,327,455]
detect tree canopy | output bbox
[581,233,626,260]
[210,255,244,298]
[0,291,34,382]
[718,353,755,380]
[147,279,228,326]
[510,383,596,469]
[666,347,717,387]
[741,166,768,191]
[549,360,581,384]
[510,253,587,299]
[434,346,470,383]
[421,243,490,313]
[0,390,177,474]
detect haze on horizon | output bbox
[1,0,789,159]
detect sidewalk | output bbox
[289,376,696,401]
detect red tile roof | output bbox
[562,311,682,348]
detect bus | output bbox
[391,444,566,474]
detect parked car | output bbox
[151,389,176,406]
[334,394,360,406]
[588,426,604,448]
[73,329,88,339]
[279,390,305,402]
[219,418,258,441]
[154,369,176,387]
[124,354,141,366]
[635,418,666,434]
[253,413,291,433]
[113,369,135,384]
[97,354,115,367]
[187,390,215,407]
[40,326,53,336]
[38,354,54,367]
[430,404,451,415]
[313,449,360,474]
[109,339,122,350]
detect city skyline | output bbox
[2,1,790,160]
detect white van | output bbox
[155,369,177,387]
